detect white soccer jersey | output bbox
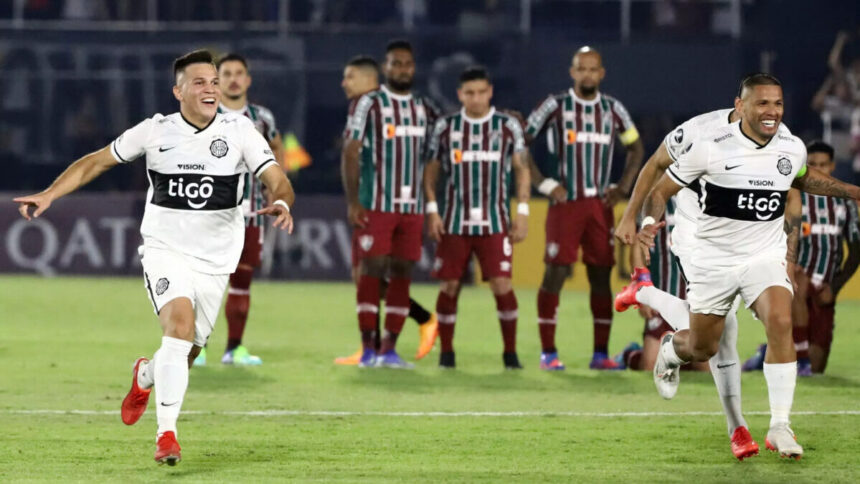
[662,109,792,257]
[111,112,278,274]
[666,120,807,267]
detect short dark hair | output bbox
[216,53,248,71]
[173,49,215,81]
[386,39,413,54]
[806,140,835,160]
[737,72,782,97]
[459,66,491,85]
[347,55,380,75]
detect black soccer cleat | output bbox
[439,351,456,369]
[503,352,523,370]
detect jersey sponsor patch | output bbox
[148,170,241,211]
[702,182,786,222]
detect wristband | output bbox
[538,178,560,196]
[641,216,656,227]
[517,203,530,216]
[425,201,439,214]
[274,199,290,213]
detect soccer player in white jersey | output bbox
[14,50,296,466]
[636,73,860,460]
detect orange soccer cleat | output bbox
[334,347,363,366]
[614,267,653,312]
[415,314,438,360]
[121,357,152,426]
[730,426,760,461]
[154,431,182,466]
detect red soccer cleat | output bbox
[614,267,654,312]
[730,426,760,461]
[154,431,182,466]
[121,357,152,426]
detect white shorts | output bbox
[140,247,229,347]
[684,256,793,316]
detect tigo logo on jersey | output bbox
[168,177,215,209]
[210,139,228,158]
[149,170,240,211]
[737,192,783,221]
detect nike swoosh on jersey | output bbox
[725,164,742,170]
[159,146,176,152]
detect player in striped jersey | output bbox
[335,55,438,366]
[187,53,285,367]
[343,40,440,368]
[424,66,530,369]
[525,47,645,370]
[745,141,860,375]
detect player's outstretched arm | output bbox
[341,138,366,228]
[616,143,674,245]
[14,145,118,220]
[792,166,860,200]
[638,174,681,264]
[510,151,531,243]
[423,159,444,242]
[257,164,295,233]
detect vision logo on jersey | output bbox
[149,170,241,211]
[210,139,229,158]
[777,156,792,176]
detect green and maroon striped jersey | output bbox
[648,197,686,299]
[799,193,860,285]
[349,85,439,214]
[526,89,638,201]
[427,108,526,236]
[218,102,279,227]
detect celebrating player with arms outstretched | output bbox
[342,40,439,368]
[424,67,530,369]
[639,74,860,460]
[525,46,644,370]
[15,50,295,465]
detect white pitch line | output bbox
[3,409,860,418]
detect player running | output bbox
[190,53,285,367]
[335,55,438,365]
[15,50,295,465]
[424,66,530,369]
[525,46,644,370]
[743,140,860,375]
[639,74,860,460]
[342,40,439,368]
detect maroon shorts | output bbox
[237,225,263,268]
[353,210,424,262]
[643,316,673,340]
[544,198,614,266]
[807,286,835,353]
[432,233,513,281]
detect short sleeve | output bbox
[666,136,708,187]
[239,118,278,178]
[349,94,375,141]
[505,117,526,154]
[611,99,639,145]
[426,117,448,162]
[111,117,153,163]
[256,107,279,142]
[663,119,700,163]
[794,143,808,179]
[525,95,559,139]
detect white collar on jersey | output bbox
[734,120,776,150]
[381,84,413,101]
[218,103,248,115]
[569,88,602,106]
[460,107,496,124]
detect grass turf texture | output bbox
[1,276,859,482]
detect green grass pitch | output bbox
[1,276,859,482]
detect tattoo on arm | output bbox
[794,170,860,199]
[784,213,801,264]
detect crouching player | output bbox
[423,66,530,369]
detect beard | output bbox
[578,84,597,96]
[387,77,413,91]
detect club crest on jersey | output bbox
[210,139,228,158]
[673,128,684,145]
[359,235,374,252]
[547,242,559,258]
[155,278,169,296]
[777,156,792,176]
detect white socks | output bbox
[708,311,746,436]
[763,361,797,428]
[636,286,690,331]
[153,336,193,437]
[660,333,687,367]
[138,359,155,389]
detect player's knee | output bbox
[767,313,793,335]
[361,257,387,278]
[585,265,611,290]
[388,258,413,278]
[440,280,460,296]
[692,339,719,361]
[169,317,195,342]
[541,264,569,292]
[489,278,512,295]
